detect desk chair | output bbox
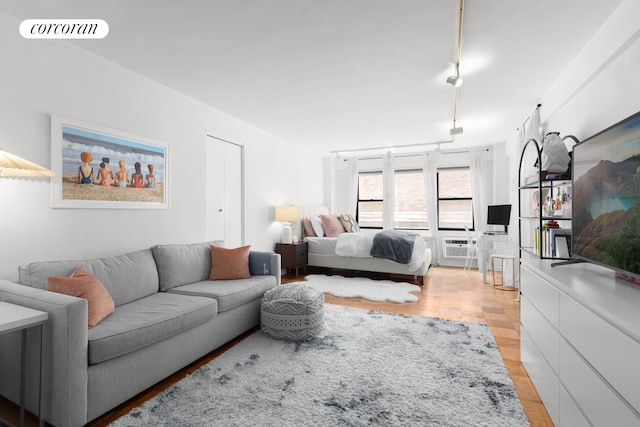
[463,225,478,272]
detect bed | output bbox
[295,206,432,285]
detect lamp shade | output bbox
[0,148,56,177]
[275,205,300,222]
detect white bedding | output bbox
[306,231,428,273]
[305,236,338,255]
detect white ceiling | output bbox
[0,0,624,154]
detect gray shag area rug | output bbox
[110,304,529,427]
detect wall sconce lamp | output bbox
[275,205,300,244]
[0,148,56,177]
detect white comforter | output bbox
[335,231,427,273]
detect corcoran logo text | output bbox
[20,19,109,39]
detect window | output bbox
[357,170,428,230]
[437,168,473,230]
[357,172,383,228]
[394,170,427,229]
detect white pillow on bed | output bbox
[310,216,325,237]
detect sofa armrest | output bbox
[248,251,281,285]
[270,252,281,285]
[0,279,88,427]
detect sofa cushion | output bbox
[151,241,224,291]
[248,251,275,275]
[46,267,115,328]
[87,292,218,365]
[19,249,159,307]
[168,275,277,313]
[209,245,251,280]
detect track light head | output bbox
[446,75,463,87]
[449,126,464,136]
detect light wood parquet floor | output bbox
[0,266,553,426]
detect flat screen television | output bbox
[487,204,511,233]
[572,110,640,282]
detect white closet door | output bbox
[205,136,243,247]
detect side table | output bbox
[275,241,308,277]
[0,302,48,427]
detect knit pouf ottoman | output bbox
[261,283,324,341]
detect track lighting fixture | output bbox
[449,124,464,136]
[447,0,465,137]
[446,63,463,87]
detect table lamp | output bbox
[275,205,300,244]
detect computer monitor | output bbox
[487,204,511,234]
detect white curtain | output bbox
[347,158,359,217]
[525,106,542,144]
[470,148,490,272]
[470,149,488,233]
[382,151,394,230]
[422,152,440,264]
[516,125,526,160]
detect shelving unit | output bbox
[518,136,579,260]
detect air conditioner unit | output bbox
[442,237,477,259]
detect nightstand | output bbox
[275,241,308,277]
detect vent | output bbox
[442,237,476,259]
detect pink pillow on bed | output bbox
[320,214,345,237]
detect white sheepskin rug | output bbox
[299,274,421,303]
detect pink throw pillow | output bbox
[320,214,345,237]
[47,267,115,328]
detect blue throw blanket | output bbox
[370,231,417,264]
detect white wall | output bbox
[0,11,323,280]
[505,0,640,274]
[540,0,640,136]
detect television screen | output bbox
[487,204,511,232]
[572,110,640,278]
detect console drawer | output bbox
[521,264,560,328]
[560,338,640,426]
[560,293,640,412]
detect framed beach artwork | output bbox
[50,115,169,209]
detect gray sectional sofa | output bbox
[0,241,280,427]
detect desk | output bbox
[0,302,48,427]
[478,233,509,283]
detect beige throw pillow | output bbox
[209,245,251,280]
[46,266,115,328]
[339,213,360,233]
[302,218,317,238]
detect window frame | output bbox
[436,167,475,231]
[356,171,384,229]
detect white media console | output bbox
[520,256,640,426]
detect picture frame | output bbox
[50,115,169,209]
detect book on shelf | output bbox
[555,235,571,258]
[525,173,540,185]
[543,171,571,181]
[545,228,571,257]
[533,227,571,257]
[524,171,571,185]
[534,226,541,255]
